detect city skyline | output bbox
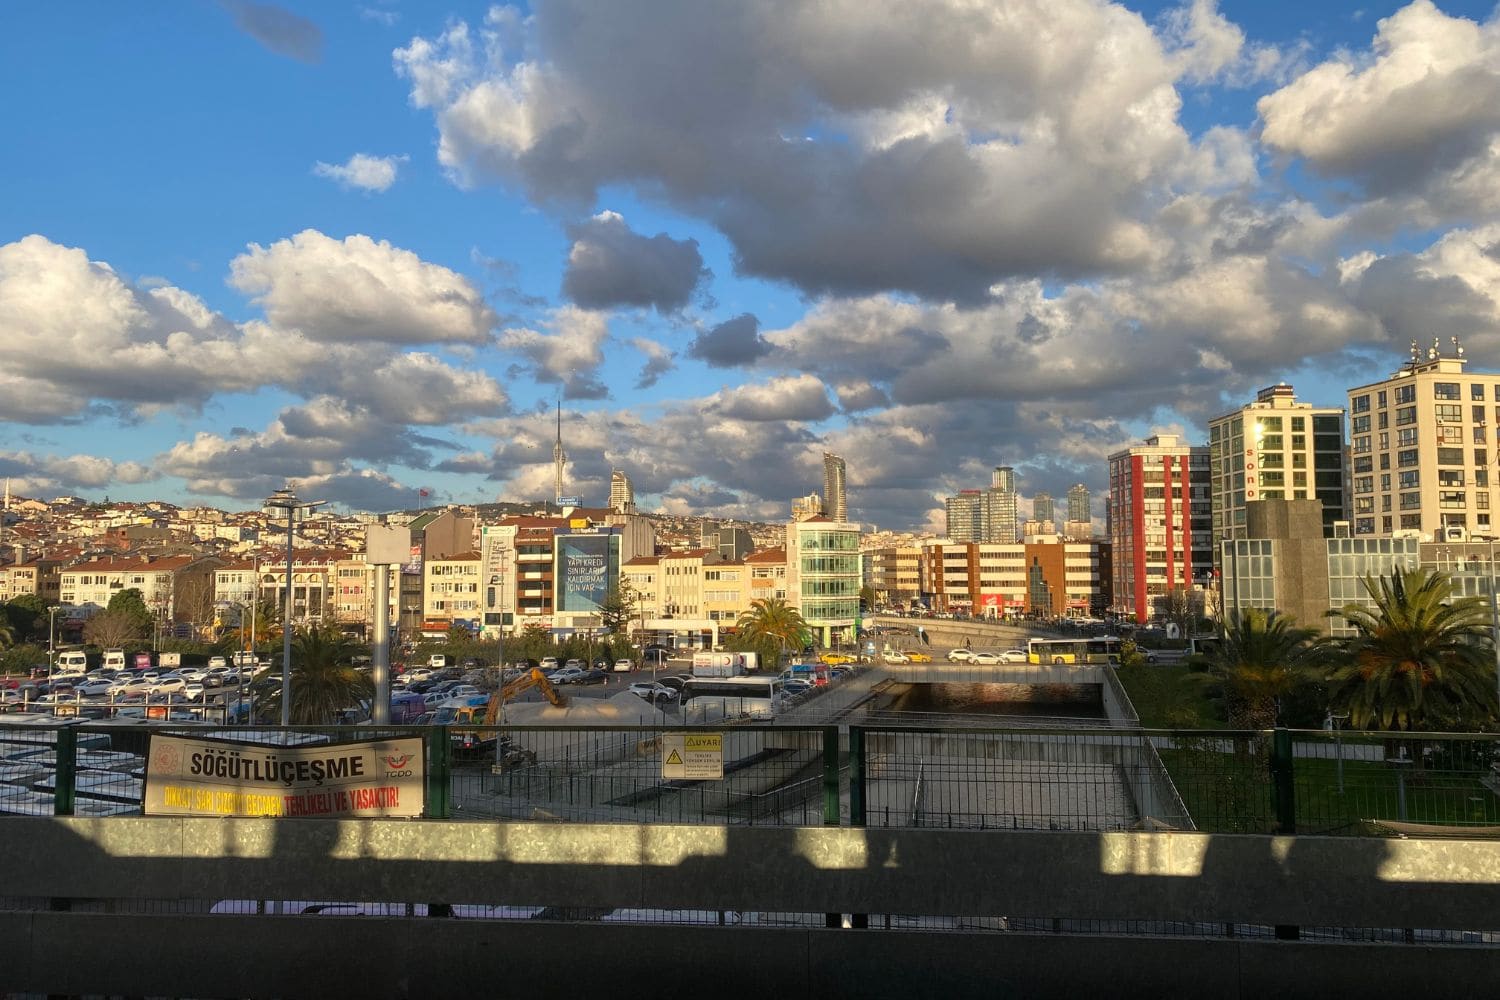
[4,2,1500,533]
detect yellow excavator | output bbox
[450,668,566,761]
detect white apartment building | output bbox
[1347,340,1500,540]
[423,550,481,626]
[1209,383,1347,570]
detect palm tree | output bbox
[736,598,810,666]
[255,624,372,725]
[1327,568,1497,731]
[1194,608,1325,729]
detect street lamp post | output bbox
[47,606,60,678]
[264,487,325,727]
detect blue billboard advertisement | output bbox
[555,533,619,613]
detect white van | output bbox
[102,650,126,671]
[428,653,449,670]
[55,651,89,674]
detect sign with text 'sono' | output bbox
[143,734,425,819]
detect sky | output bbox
[3,0,1500,533]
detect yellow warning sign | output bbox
[661,732,724,780]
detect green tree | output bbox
[1327,568,1498,731]
[859,585,877,612]
[1192,608,1324,729]
[597,581,637,635]
[735,597,810,668]
[0,618,12,649]
[107,588,155,635]
[2,595,49,643]
[255,624,373,725]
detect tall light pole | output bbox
[47,606,60,678]
[265,488,325,726]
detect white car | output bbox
[539,657,559,672]
[150,676,188,694]
[884,650,909,664]
[970,652,1002,665]
[613,659,634,673]
[447,684,482,699]
[177,667,208,683]
[207,656,228,670]
[401,667,435,683]
[74,678,117,697]
[999,649,1027,663]
[182,683,206,701]
[548,666,586,685]
[946,648,974,663]
[627,681,676,703]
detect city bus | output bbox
[680,676,784,723]
[1026,637,1122,665]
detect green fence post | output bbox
[426,726,452,819]
[849,726,866,828]
[822,726,841,826]
[1271,728,1296,834]
[53,727,76,817]
[849,726,868,930]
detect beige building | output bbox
[919,538,1112,618]
[60,554,222,625]
[1209,383,1347,569]
[0,559,61,604]
[423,550,481,625]
[1347,340,1500,541]
[866,545,920,606]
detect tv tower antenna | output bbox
[552,395,567,506]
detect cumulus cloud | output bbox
[630,337,676,389]
[223,1,323,63]
[0,451,156,496]
[498,305,610,398]
[687,314,771,368]
[710,374,835,423]
[228,230,496,344]
[394,0,1248,300]
[313,153,408,192]
[562,211,708,311]
[1259,0,1500,204]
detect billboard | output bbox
[142,733,425,819]
[555,533,619,613]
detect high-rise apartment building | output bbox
[1067,484,1091,524]
[992,466,1016,492]
[1108,433,1212,622]
[945,489,984,541]
[822,452,848,522]
[1032,492,1054,529]
[1208,383,1347,569]
[1347,339,1500,541]
[609,469,635,514]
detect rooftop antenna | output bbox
[1453,335,1465,358]
[1409,340,1420,365]
[1429,336,1440,360]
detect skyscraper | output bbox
[823,452,848,522]
[609,469,635,514]
[1067,484,1091,524]
[1209,382,1346,568]
[1032,491,1054,528]
[945,490,984,541]
[986,466,1018,543]
[552,401,567,505]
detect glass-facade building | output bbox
[786,519,861,644]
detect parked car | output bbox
[548,666,587,685]
[613,659,635,673]
[946,649,974,662]
[176,667,208,683]
[656,675,694,695]
[402,667,435,684]
[782,679,814,696]
[884,650,910,664]
[74,678,117,697]
[540,657,559,672]
[564,659,584,670]
[150,676,188,694]
[576,668,609,686]
[969,652,1002,666]
[999,649,1027,663]
[208,656,228,670]
[182,683,206,701]
[628,681,677,703]
[446,684,482,699]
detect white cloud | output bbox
[228,230,496,344]
[312,153,408,192]
[498,305,610,398]
[710,374,835,423]
[1259,0,1500,201]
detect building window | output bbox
[1439,491,1467,509]
[1353,456,1373,473]
[1398,470,1419,489]
[1475,384,1488,400]
[1395,406,1417,426]
[1352,436,1371,454]
[1479,493,1491,511]
[1352,415,1370,433]
[1399,493,1422,509]
[1394,385,1416,404]
[1397,427,1418,447]
[1436,404,1462,422]
[1434,382,1461,400]
[1437,447,1465,465]
[1397,449,1419,467]
[1352,395,1370,413]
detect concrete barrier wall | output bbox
[5,911,1499,1000]
[7,817,1500,998]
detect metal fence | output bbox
[5,719,1500,836]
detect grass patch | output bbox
[1114,664,1224,729]
[1159,741,1500,835]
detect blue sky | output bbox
[3,1,1500,531]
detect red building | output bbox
[1108,434,1212,623]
